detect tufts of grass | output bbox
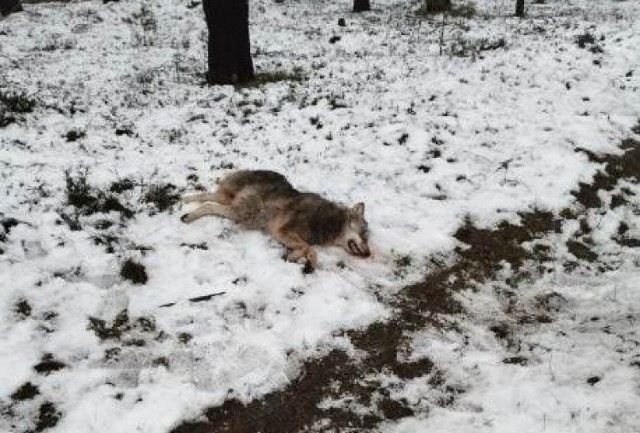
[110,178,135,193]
[10,382,40,401]
[120,258,148,285]
[178,332,193,344]
[0,112,16,127]
[575,32,604,53]
[88,310,130,340]
[34,402,61,432]
[0,109,16,128]
[393,254,413,278]
[14,298,32,319]
[62,170,182,231]
[33,354,66,375]
[143,183,180,212]
[566,239,598,262]
[100,196,134,218]
[57,211,82,231]
[234,69,307,89]
[65,129,86,142]
[450,2,476,18]
[91,233,119,254]
[64,170,135,219]
[576,32,595,48]
[450,37,507,58]
[0,90,36,113]
[0,90,36,127]
[416,0,451,16]
[65,169,95,210]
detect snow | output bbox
[1,0,640,431]
[389,263,640,433]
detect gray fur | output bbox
[181,170,370,267]
[280,193,348,245]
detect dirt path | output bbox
[171,139,639,433]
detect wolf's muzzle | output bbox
[348,240,371,258]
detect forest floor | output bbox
[1,0,640,432]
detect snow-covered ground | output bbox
[1,0,639,431]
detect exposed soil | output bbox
[566,240,598,262]
[32,402,61,432]
[573,138,640,209]
[33,354,66,375]
[88,309,131,341]
[0,91,36,114]
[10,383,40,401]
[120,259,148,285]
[65,170,134,220]
[109,178,136,194]
[1,217,21,234]
[142,183,180,212]
[62,171,181,235]
[14,298,32,319]
[169,211,566,432]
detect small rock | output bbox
[587,376,601,386]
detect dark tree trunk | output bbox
[202,0,254,85]
[353,0,370,13]
[515,0,525,17]
[424,0,451,14]
[1,0,23,16]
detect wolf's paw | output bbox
[286,247,318,268]
[284,249,303,263]
[304,248,318,267]
[285,251,316,274]
[302,261,315,274]
[180,213,193,223]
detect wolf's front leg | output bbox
[272,228,318,268]
[181,203,232,223]
[286,247,318,267]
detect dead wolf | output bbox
[181,170,370,268]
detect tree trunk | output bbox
[202,0,254,85]
[515,0,525,17]
[353,0,370,13]
[424,0,451,14]
[1,0,23,16]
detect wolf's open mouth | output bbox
[348,240,368,257]
[348,240,360,255]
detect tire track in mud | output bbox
[171,138,640,433]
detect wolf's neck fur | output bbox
[285,193,349,246]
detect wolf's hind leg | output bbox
[182,192,220,204]
[181,203,233,223]
[182,185,236,205]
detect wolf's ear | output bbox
[352,202,365,218]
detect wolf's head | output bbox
[337,203,371,258]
